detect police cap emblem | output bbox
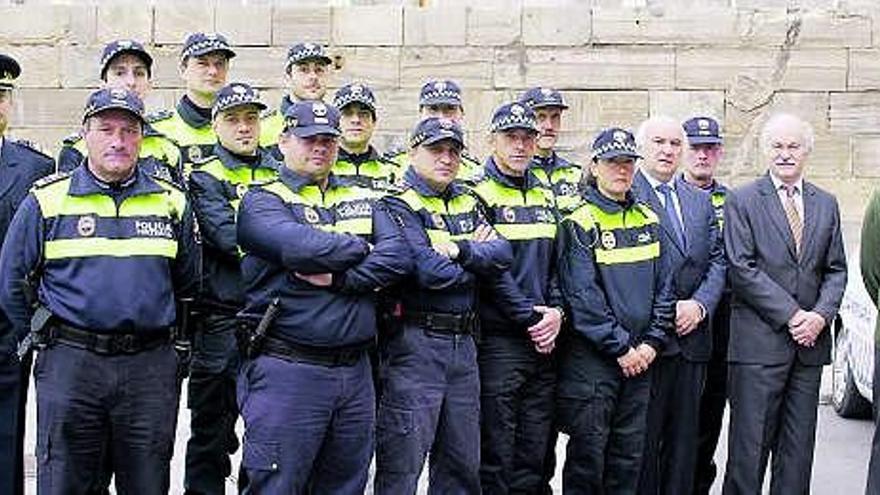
[350,84,363,95]
[698,119,710,130]
[304,206,320,224]
[118,40,132,49]
[434,81,446,92]
[601,230,616,250]
[78,215,96,237]
[304,42,315,51]
[613,130,627,143]
[188,145,202,162]
[312,102,328,117]
[510,104,525,116]
[110,88,127,100]
[205,33,218,41]
[232,84,247,94]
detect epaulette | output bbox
[383,147,406,161]
[260,108,278,119]
[32,171,72,189]
[250,177,280,189]
[61,132,82,146]
[187,154,218,169]
[462,150,481,164]
[146,109,174,123]
[11,138,52,159]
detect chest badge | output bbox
[77,215,96,237]
[431,212,447,231]
[188,145,202,162]
[303,206,320,224]
[502,206,517,223]
[601,230,616,250]
[236,183,248,198]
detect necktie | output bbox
[782,184,803,255]
[657,183,686,249]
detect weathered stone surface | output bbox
[401,47,493,89]
[215,4,272,46]
[495,47,674,89]
[467,7,521,46]
[332,6,403,46]
[272,7,331,45]
[3,46,61,89]
[60,45,101,89]
[564,91,651,132]
[648,91,725,125]
[726,92,830,137]
[335,47,401,89]
[0,5,91,44]
[852,136,880,178]
[521,6,591,46]
[12,89,93,128]
[676,47,847,92]
[153,4,215,45]
[592,7,746,45]
[849,49,880,90]
[96,5,153,44]
[227,47,287,88]
[830,92,880,134]
[149,46,187,90]
[404,6,467,46]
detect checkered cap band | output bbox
[181,34,234,60]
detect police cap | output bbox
[99,39,153,80]
[520,86,569,110]
[82,87,146,125]
[180,32,236,62]
[282,101,341,138]
[213,82,267,119]
[591,127,641,161]
[419,80,462,107]
[333,83,376,117]
[410,117,464,149]
[0,53,21,91]
[490,102,538,134]
[682,116,723,145]
[285,42,332,73]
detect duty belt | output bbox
[402,310,477,335]
[261,336,371,367]
[47,323,171,355]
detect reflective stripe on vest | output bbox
[33,178,186,261]
[472,178,556,241]
[566,201,661,265]
[397,188,480,245]
[195,159,278,213]
[259,112,284,149]
[151,110,216,172]
[711,190,726,232]
[260,180,376,236]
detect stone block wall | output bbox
[1,0,878,237]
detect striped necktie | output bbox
[781,184,802,255]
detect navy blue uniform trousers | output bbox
[375,324,481,495]
[0,351,31,495]
[35,342,179,495]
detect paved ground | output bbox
[22,366,873,494]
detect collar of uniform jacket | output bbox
[530,151,572,175]
[68,163,167,197]
[403,165,467,200]
[483,155,542,190]
[212,143,279,172]
[337,145,380,165]
[584,182,636,212]
[176,95,212,129]
[278,165,341,194]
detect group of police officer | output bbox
[0,32,741,495]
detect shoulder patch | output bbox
[149,172,186,193]
[260,108,278,119]
[250,177,281,189]
[62,132,83,146]
[383,147,406,161]
[188,154,219,168]
[146,109,173,123]
[32,171,72,189]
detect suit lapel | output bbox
[757,174,797,260]
[634,170,686,256]
[677,182,698,253]
[800,181,818,260]
[0,140,19,198]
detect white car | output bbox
[832,253,877,418]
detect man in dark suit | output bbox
[632,116,726,495]
[0,53,56,495]
[722,113,847,495]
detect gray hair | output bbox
[635,115,689,151]
[759,113,814,153]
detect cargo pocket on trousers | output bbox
[242,439,281,474]
[376,405,419,474]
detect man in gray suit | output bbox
[633,116,726,495]
[722,113,847,495]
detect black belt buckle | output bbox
[115,334,138,354]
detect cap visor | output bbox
[420,135,465,148]
[291,126,341,138]
[530,102,569,110]
[186,48,236,60]
[687,136,723,145]
[213,101,268,119]
[495,123,538,133]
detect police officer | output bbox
[57,39,183,186]
[0,87,198,494]
[259,42,333,160]
[151,32,236,170]
[374,117,513,494]
[0,52,55,495]
[472,102,563,494]
[184,82,279,495]
[385,80,482,183]
[236,100,410,494]
[520,86,582,212]
[681,116,731,495]
[556,127,674,495]
[332,82,398,191]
